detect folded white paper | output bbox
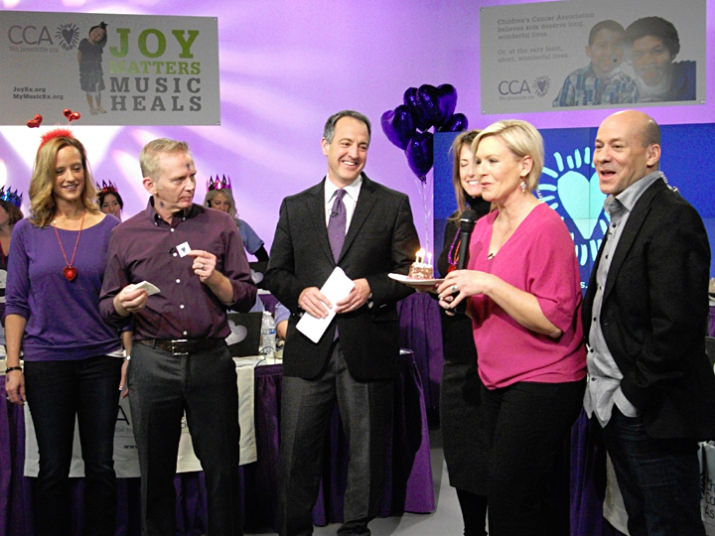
[296,267,355,343]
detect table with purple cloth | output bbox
[0,351,434,535]
[396,292,444,423]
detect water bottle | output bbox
[259,310,276,359]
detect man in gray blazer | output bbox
[583,109,715,535]
[264,110,419,535]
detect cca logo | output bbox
[7,25,53,45]
[498,80,531,95]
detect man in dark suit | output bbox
[264,110,419,536]
[583,109,715,535]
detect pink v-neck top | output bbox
[467,203,586,389]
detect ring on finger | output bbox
[451,284,458,293]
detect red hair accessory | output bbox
[63,108,81,122]
[26,114,43,128]
[40,129,74,148]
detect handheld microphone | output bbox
[449,209,477,314]
[456,209,477,270]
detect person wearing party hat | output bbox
[97,180,124,221]
[0,186,24,357]
[204,174,269,263]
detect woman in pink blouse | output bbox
[437,119,586,536]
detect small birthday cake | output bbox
[408,262,434,280]
[408,248,433,280]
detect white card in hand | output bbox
[176,241,191,257]
[132,281,160,296]
[296,267,354,344]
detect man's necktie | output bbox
[328,189,346,261]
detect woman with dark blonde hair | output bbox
[436,129,490,536]
[204,184,269,262]
[438,120,586,535]
[4,130,123,536]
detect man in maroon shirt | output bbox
[99,138,256,536]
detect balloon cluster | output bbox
[381,83,468,182]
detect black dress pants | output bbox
[25,356,122,536]
[481,379,585,536]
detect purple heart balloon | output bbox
[405,131,434,181]
[435,84,457,127]
[381,105,415,150]
[417,84,442,127]
[438,112,469,133]
[403,87,432,131]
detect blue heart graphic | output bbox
[557,170,606,239]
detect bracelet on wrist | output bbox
[6,366,22,374]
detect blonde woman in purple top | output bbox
[437,120,586,536]
[4,130,123,536]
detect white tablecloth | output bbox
[22,356,275,478]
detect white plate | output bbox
[388,273,444,288]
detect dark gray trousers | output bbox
[128,341,242,536]
[278,343,393,536]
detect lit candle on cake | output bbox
[408,248,434,280]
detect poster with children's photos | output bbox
[480,0,705,113]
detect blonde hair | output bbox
[472,120,544,192]
[29,136,99,227]
[139,138,192,180]
[204,188,237,217]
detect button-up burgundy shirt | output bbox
[99,199,256,340]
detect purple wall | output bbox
[1,0,713,254]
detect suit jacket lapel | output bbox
[602,179,665,301]
[305,179,334,263]
[338,174,376,263]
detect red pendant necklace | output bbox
[53,210,86,282]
